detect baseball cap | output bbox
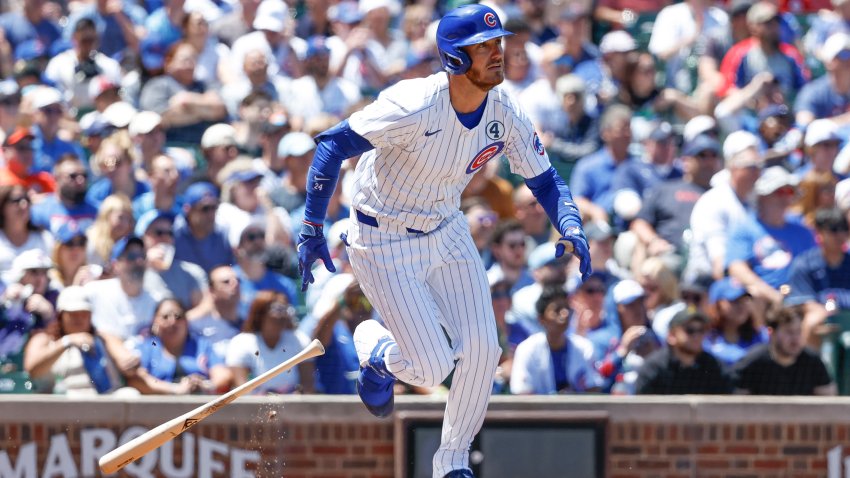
[111,236,145,262]
[329,1,364,24]
[555,74,585,97]
[253,0,288,33]
[528,242,564,270]
[129,111,162,136]
[804,119,841,147]
[201,123,237,149]
[30,86,63,110]
[757,104,791,123]
[140,36,168,70]
[88,75,119,100]
[278,132,316,157]
[668,308,710,330]
[599,30,636,54]
[755,166,799,196]
[305,36,331,59]
[3,126,34,147]
[260,112,289,134]
[648,121,674,142]
[134,210,175,237]
[683,135,721,157]
[102,101,137,129]
[11,249,53,271]
[683,115,717,142]
[183,181,220,208]
[746,1,778,24]
[359,0,401,16]
[56,286,91,313]
[55,221,87,245]
[14,39,46,62]
[79,113,111,137]
[709,278,749,304]
[612,279,645,305]
[822,32,850,63]
[730,0,754,16]
[0,80,20,102]
[723,130,761,165]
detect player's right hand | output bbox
[297,223,337,292]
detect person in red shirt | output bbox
[0,127,55,194]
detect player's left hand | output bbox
[297,224,336,292]
[556,226,592,282]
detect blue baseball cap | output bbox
[683,135,721,157]
[134,210,175,237]
[111,235,144,262]
[183,181,220,208]
[227,168,264,183]
[329,1,364,24]
[14,40,46,61]
[305,36,331,58]
[709,277,749,304]
[277,131,316,157]
[528,242,567,270]
[55,221,87,245]
[140,37,168,70]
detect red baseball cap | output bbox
[4,126,34,147]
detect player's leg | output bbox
[426,214,501,477]
[347,224,458,390]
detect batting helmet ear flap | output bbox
[441,49,472,75]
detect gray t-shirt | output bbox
[144,260,208,310]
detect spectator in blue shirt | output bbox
[570,104,634,223]
[0,0,61,52]
[29,88,85,174]
[727,166,818,311]
[31,155,98,235]
[173,182,234,274]
[787,208,850,349]
[611,122,683,201]
[86,133,150,209]
[232,218,297,319]
[794,32,850,126]
[703,278,767,368]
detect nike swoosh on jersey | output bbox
[424,129,442,137]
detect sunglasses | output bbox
[504,241,526,250]
[582,287,606,295]
[151,228,173,238]
[40,106,63,116]
[684,326,706,336]
[64,172,86,181]
[198,204,218,213]
[681,292,703,304]
[826,225,850,234]
[64,237,87,248]
[491,289,511,299]
[243,231,265,242]
[159,312,185,321]
[7,195,29,206]
[122,251,146,262]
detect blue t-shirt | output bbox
[30,194,98,234]
[315,321,360,394]
[0,13,61,50]
[569,148,621,211]
[234,266,299,319]
[132,192,183,219]
[610,159,683,200]
[725,216,817,289]
[86,177,151,209]
[172,217,235,274]
[32,126,86,173]
[144,8,181,49]
[787,248,850,308]
[135,334,223,382]
[703,328,768,368]
[550,345,569,392]
[794,75,850,120]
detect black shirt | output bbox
[635,347,731,395]
[732,344,832,395]
[635,179,706,250]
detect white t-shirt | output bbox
[282,75,361,123]
[0,230,54,272]
[43,50,122,110]
[648,3,729,58]
[225,330,310,394]
[86,278,157,339]
[510,332,604,395]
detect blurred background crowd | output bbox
[1,0,850,399]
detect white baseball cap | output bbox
[754,166,799,196]
[277,132,316,157]
[599,31,636,54]
[201,123,237,149]
[612,279,645,305]
[683,115,717,142]
[129,111,162,136]
[30,86,64,110]
[804,119,841,147]
[57,286,92,313]
[253,0,288,33]
[359,0,401,16]
[723,130,761,164]
[102,101,137,128]
[88,75,119,100]
[822,32,850,63]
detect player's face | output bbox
[463,37,505,91]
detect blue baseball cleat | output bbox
[354,320,396,418]
[443,469,474,478]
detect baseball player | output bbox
[297,5,591,477]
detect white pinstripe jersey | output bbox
[347,72,552,233]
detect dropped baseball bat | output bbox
[98,339,325,474]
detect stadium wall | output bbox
[1,395,849,477]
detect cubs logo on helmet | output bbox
[467,142,504,174]
[484,12,497,27]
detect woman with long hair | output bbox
[226,291,314,394]
[86,132,150,208]
[641,257,687,340]
[703,278,767,368]
[49,223,100,288]
[86,194,134,268]
[182,10,234,88]
[0,184,52,271]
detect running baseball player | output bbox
[297,5,591,477]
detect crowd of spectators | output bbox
[1,0,850,398]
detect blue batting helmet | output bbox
[436,5,513,75]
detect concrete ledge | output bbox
[2,395,850,425]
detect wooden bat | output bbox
[99,339,325,474]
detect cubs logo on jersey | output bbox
[533,132,545,156]
[467,142,504,173]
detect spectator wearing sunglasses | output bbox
[136,210,211,322]
[50,222,101,288]
[787,208,850,349]
[0,127,55,194]
[31,155,97,235]
[0,184,53,271]
[635,308,731,395]
[487,220,533,295]
[28,87,85,174]
[727,166,817,311]
[173,182,234,274]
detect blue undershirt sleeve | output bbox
[303,120,374,225]
[524,166,582,235]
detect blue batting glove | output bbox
[556,225,592,282]
[297,222,336,292]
